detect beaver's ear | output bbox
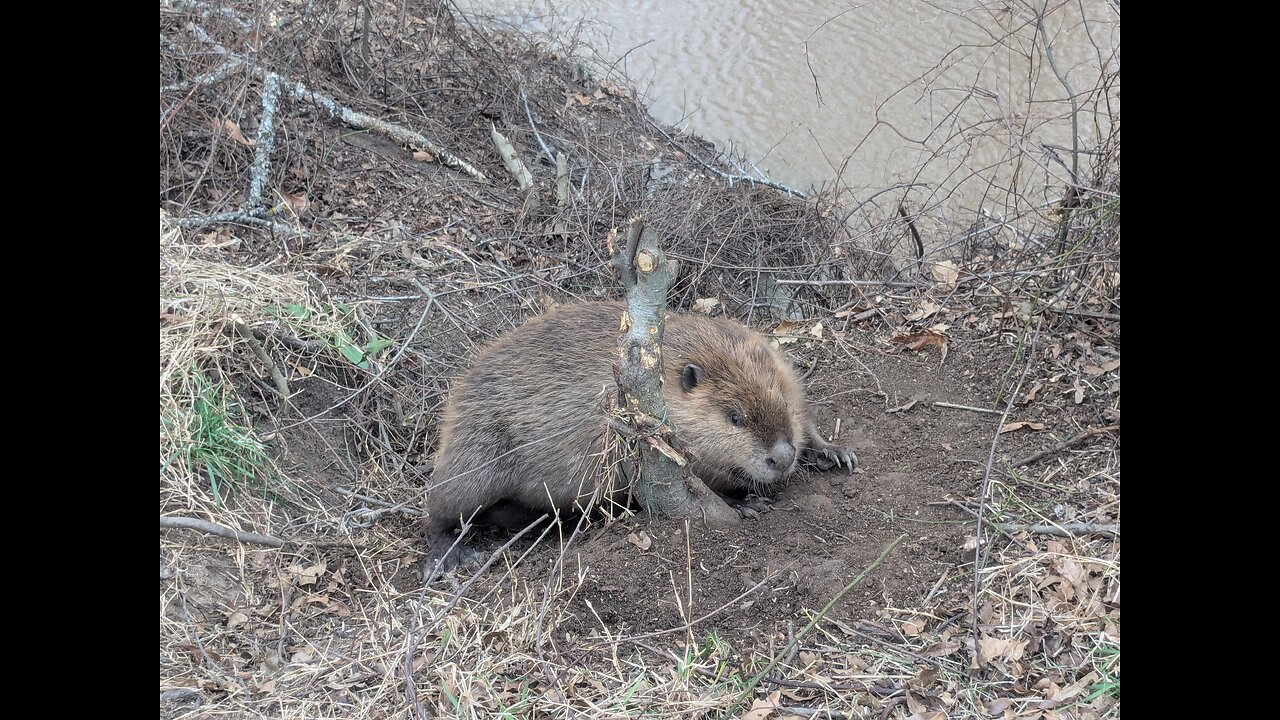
[681,363,704,392]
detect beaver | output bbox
[423,301,856,570]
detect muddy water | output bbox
[463,0,1119,216]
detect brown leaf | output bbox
[572,93,594,106]
[219,118,253,146]
[808,321,824,339]
[288,561,327,587]
[892,331,949,362]
[909,666,939,689]
[904,301,940,322]
[279,191,309,216]
[902,617,926,636]
[931,261,960,291]
[627,531,652,551]
[226,611,249,629]
[773,320,802,345]
[999,421,1046,434]
[411,150,434,161]
[1019,381,1043,405]
[740,690,782,720]
[986,697,1013,714]
[979,634,1029,664]
[833,306,869,319]
[922,639,961,657]
[1083,359,1121,376]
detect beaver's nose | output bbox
[765,440,796,471]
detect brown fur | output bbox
[423,301,856,569]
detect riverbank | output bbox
[160,1,1119,717]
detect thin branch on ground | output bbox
[1012,424,1120,467]
[160,516,285,548]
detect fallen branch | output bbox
[997,522,1118,538]
[247,72,282,211]
[160,516,284,548]
[284,77,488,181]
[934,401,1001,415]
[232,317,290,401]
[174,22,488,182]
[555,152,569,207]
[1012,424,1119,467]
[943,499,1032,552]
[175,211,300,233]
[490,124,533,191]
[774,278,917,288]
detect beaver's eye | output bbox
[728,410,742,426]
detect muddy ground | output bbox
[271,315,1116,638]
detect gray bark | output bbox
[610,217,738,527]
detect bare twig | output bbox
[1012,424,1120,467]
[741,534,907,702]
[997,522,1118,538]
[232,318,290,401]
[160,516,284,548]
[933,401,1001,415]
[647,119,806,197]
[520,90,555,163]
[972,325,1038,649]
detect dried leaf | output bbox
[931,261,960,291]
[627,531,652,551]
[922,639,962,657]
[572,93,594,106]
[279,191,309,216]
[902,617,926,636]
[219,118,253,146]
[833,305,869,319]
[774,320,801,345]
[289,561,327,587]
[774,320,800,333]
[740,691,782,720]
[979,634,1029,664]
[226,611,249,629]
[411,150,434,162]
[892,331,949,362]
[986,697,1013,714]
[1020,381,1043,405]
[1000,421,1046,434]
[693,297,721,314]
[808,322,824,339]
[1083,359,1121,376]
[904,301,940,322]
